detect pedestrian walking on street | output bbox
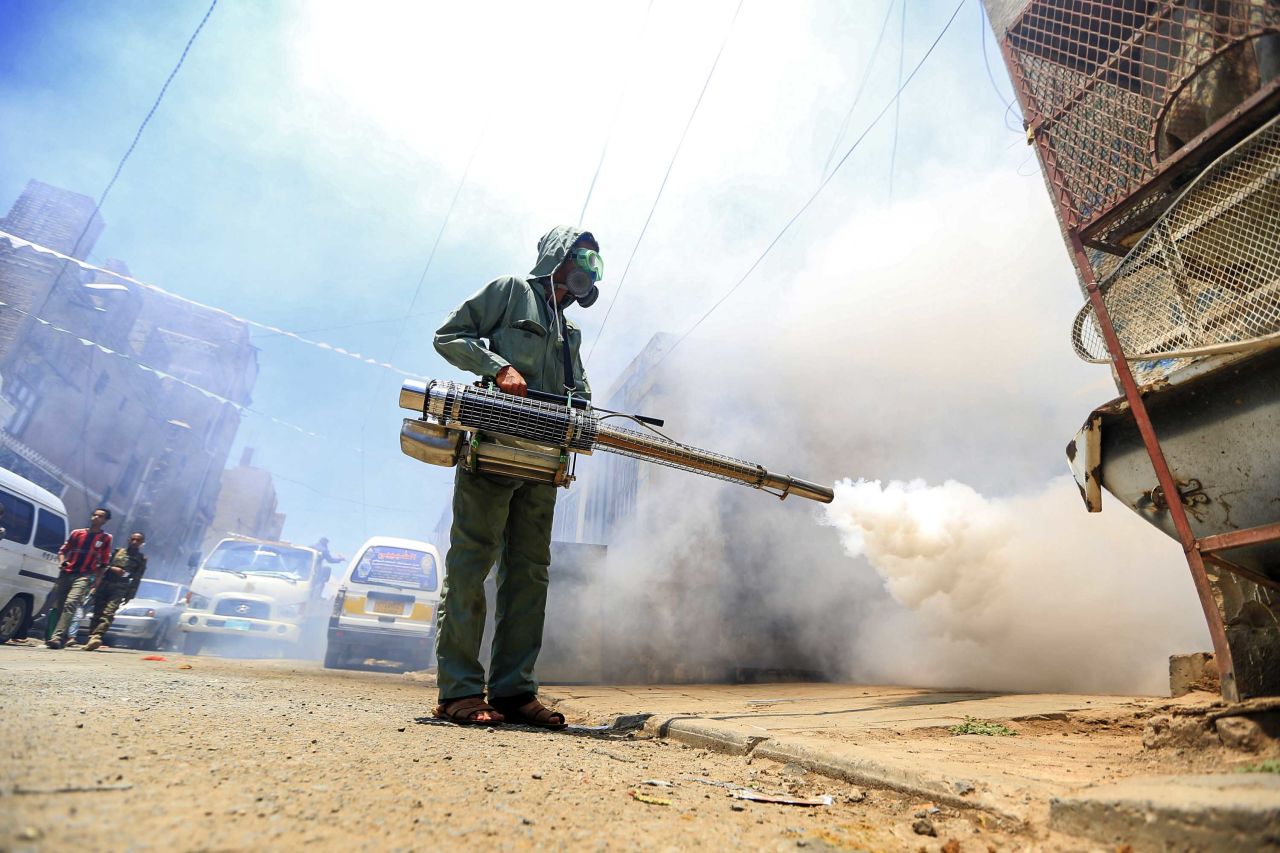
[83,531,147,651]
[45,508,113,649]
[430,225,601,728]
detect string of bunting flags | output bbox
[0,299,352,448]
[0,229,429,379]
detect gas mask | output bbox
[563,247,603,308]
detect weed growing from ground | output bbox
[1235,759,1280,774]
[948,716,1017,736]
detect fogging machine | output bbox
[398,379,833,504]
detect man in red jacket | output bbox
[45,507,113,649]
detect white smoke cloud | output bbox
[575,167,1211,696]
[823,476,1209,695]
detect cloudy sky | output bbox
[1,0,1101,554]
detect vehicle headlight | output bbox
[187,593,210,610]
[279,602,306,618]
[120,607,157,618]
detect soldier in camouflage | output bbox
[84,532,148,651]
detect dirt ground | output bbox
[1,643,1069,852]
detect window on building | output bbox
[4,378,38,437]
[0,489,35,544]
[116,456,142,504]
[33,509,66,554]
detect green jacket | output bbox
[434,225,591,401]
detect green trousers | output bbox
[50,574,94,643]
[88,581,131,640]
[434,466,558,703]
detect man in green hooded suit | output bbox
[431,225,601,727]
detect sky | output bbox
[1,0,1090,555]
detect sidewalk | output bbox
[543,682,1280,844]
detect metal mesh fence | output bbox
[1005,0,1280,246]
[1072,112,1280,379]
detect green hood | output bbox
[529,225,596,277]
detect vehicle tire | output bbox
[322,641,345,670]
[182,634,205,656]
[0,597,31,644]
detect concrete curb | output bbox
[751,736,1024,823]
[650,716,770,756]
[546,696,1027,824]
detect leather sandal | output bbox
[489,695,567,730]
[433,695,504,725]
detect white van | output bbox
[325,536,440,671]
[0,467,68,643]
[179,536,324,656]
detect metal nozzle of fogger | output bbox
[398,379,833,504]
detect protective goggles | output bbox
[567,247,604,282]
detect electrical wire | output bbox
[358,123,488,537]
[585,0,744,366]
[29,0,219,514]
[655,0,967,370]
[98,0,220,219]
[580,0,655,226]
[889,0,908,200]
[821,0,899,180]
[383,128,486,370]
[978,1,1023,133]
[49,0,219,292]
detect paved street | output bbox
[3,643,1277,851]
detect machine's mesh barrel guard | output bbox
[398,380,833,503]
[1071,112,1280,380]
[410,380,597,452]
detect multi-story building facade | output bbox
[202,447,286,554]
[551,333,674,545]
[0,180,104,362]
[0,180,259,576]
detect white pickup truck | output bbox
[178,537,327,656]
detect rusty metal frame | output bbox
[1070,229,1243,703]
[1003,0,1280,253]
[1202,554,1280,596]
[1199,521,1280,555]
[998,16,1280,703]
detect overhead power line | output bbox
[978,2,1024,133]
[585,0,745,365]
[821,0,899,180]
[580,0,656,226]
[381,127,486,370]
[889,0,908,199]
[61,0,219,267]
[656,0,968,368]
[358,122,488,537]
